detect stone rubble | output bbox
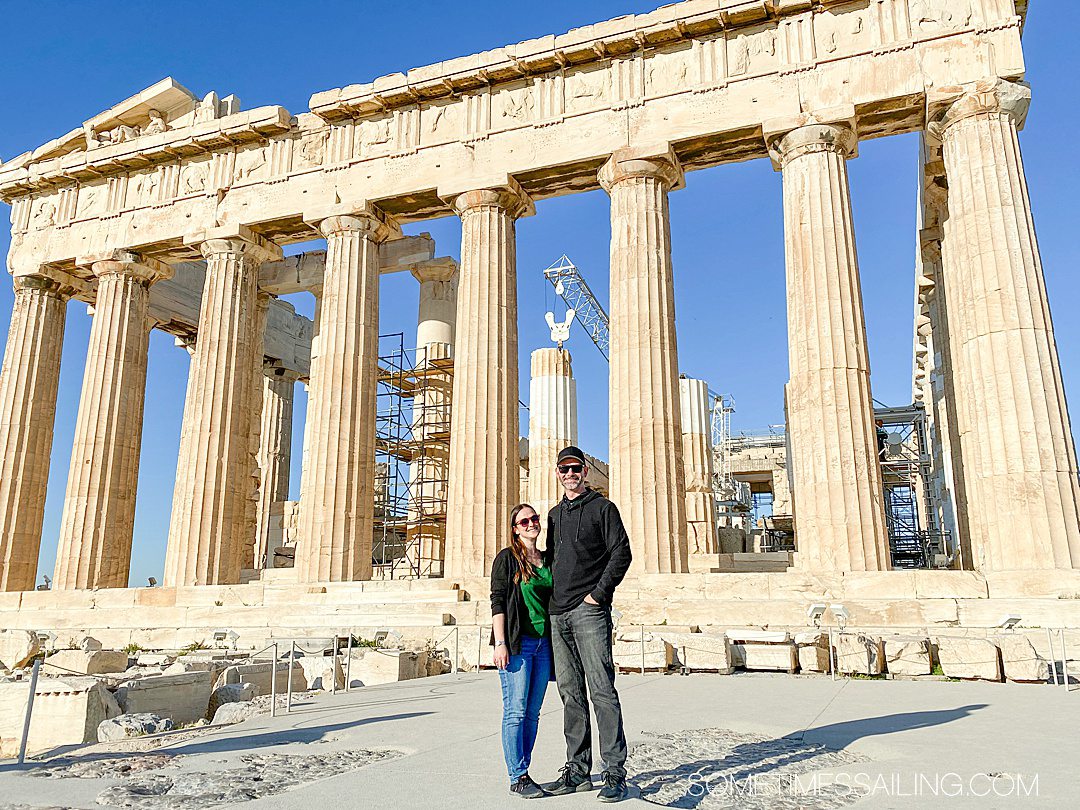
[97,713,175,742]
[94,749,402,808]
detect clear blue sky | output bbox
[1,2,1077,587]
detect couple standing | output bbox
[490,446,633,802]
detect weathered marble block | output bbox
[935,637,1002,681]
[612,639,674,672]
[835,633,886,675]
[213,660,306,695]
[0,676,120,757]
[297,656,345,691]
[44,649,128,676]
[345,649,421,686]
[884,637,932,677]
[794,631,830,673]
[727,632,796,672]
[995,635,1049,683]
[0,629,40,670]
[115,671,211,725]
[666,632,733,673]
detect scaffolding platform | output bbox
[374,333,453,579]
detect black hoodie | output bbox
[546,488,633,615]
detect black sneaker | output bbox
[542,764,594,795]
[597,772,628,803]
[510,774,547,799]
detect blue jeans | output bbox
[551,601,627,780]
[498,634,552,780]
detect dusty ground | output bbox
[1,671,1075,808]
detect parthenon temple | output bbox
[1,0,1079,648]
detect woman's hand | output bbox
[494,643,510,670]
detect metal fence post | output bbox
[1061,629,1070,693]
[17,658,41,765]
[287,642,295,713]
[1047,629,1060,686]
[453,627,459,674]
[332,636,339,695]
[345,633,353,692]
[640,625,646,674]
[270,643,279,718]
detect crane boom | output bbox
[543,255,610,359]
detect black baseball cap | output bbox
[557,446,587,466]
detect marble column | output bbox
[0,276,69,592]
[599,145,688,574]
[164,226,281,586]
[54,252,171,590]
[528,347,578,528]
[766,116,890,571]
[296,207,397,582]
[254,365,298,570]
[441,178,533,579]
[409,259,457,576]
[929,79,1080,570]
[679,377,718,555]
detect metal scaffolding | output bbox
[373,333,453,579]
[875,404,950,569]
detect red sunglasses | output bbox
[515,515,541,528]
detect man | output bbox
[542,446,633,802]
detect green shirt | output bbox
[520,565,553,637]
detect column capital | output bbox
[598,144,684,193]
[12,273,72,298]
[440,175,534,219]
[83,249,174,284]
[305,201,401,243]
[765,116,858,170]
[927,78,1031,139]
[410,257,458,285]
[185,224,283,264]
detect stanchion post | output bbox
[270,643,279,718]
[453,627,459,674]
[640,625,646,674]
[17,658,41,766]
[332,636,339,695]
[345,633,353,692]
[1061,629,1070,693]
[287,642,295,713]
[1047,629,1060,686]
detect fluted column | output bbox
[54,252,171,590]
[164,226,281,586]
[528,348,578,526]
[929,79,1080,570]
[409,259,457,576]
[254,365,298,569]
[766,117,890,571]
[0,276,69,592]
[679,377,718,555]
[599,145,688,574]
[441,179,533,579]
[296,207,397,582]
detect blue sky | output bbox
[1,2,1077,587]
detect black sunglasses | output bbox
[515,515,541,528]
[557,463,584,474]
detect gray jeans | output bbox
[551,600,628,780]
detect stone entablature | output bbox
[2,0,1025,275]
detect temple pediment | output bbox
[6,78,244,169]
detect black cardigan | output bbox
[489,545,554,655]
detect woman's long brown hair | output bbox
[509,503,541,585]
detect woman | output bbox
[491,502,554,799]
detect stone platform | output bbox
[2,570,1079,657]
[2,671,1077,809]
